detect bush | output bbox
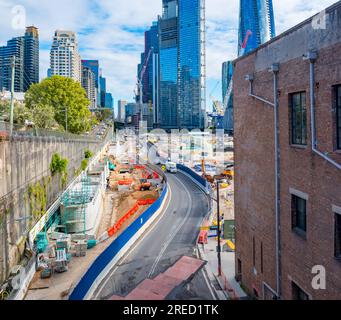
[81,159,88,171]
[84,150,93,159]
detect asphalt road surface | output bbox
[93,171,216,300]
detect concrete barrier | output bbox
[177,164,212,195]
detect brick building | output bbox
[234,1,341,300]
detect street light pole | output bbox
[216,181,222,276]
[9,56,15,137]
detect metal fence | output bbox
[0,121,110,143]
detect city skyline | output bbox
[0,0,336,107]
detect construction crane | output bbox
[136,47,154,115]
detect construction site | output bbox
[24,143,164,300]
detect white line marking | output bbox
[93,183,173,299]
[147,174,193,278]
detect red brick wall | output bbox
[234,42,341,299]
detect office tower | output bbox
[81,65,96,109]
[23,26,39,91]
[0,26,39,93]
[99,75,106,108]
[238,0,276,56]
[222,61,233,131]
[178,0,206,129]
[50,31,82,82]
[82,60,100,106]
[0,37,24,92]
[158,0,179,129]
[105,93,113,109]
[158,0,205,130]
[117,100,127,122]
[143,22,159,104]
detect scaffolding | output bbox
[60,175,92,234]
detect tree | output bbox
[25,76,92,134]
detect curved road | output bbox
[93,171,215,300]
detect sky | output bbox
[0,0,337,112]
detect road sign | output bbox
[161,165,166,172]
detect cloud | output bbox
[0,0,337,108]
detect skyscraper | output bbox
[178,0,206,129]
[0,26,39,92]
[50,31,82,82]
[99,75,106,108]
[238,0,276,56]
[105,93,113,109]
[81,65,96,108]
[82,60,100,106]
[23,26,39,92]
[117,100,127,122]
[143,22,159,105]
[158,0,179,129]
[157,0,206,130]
[222,61,233,131]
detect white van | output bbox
[166,161,177,173]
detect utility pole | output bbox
[9,56,15,137]
[216,181,222,276]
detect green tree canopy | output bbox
[25,76,92,134]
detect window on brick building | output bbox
[290,92,307,145]
[335,213,341,258]
[336,85,341,149]
[292,282,309,300]
[292,195,307,235]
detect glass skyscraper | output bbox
[222,61,233,132]
[158,0,205,130]
[0,26,39,92]
[158,0,179,129]
[178,0,205,130]
[238,0,276,56]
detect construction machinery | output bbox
[135,179,151,191]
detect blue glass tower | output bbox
[158,0,205,130]
[158,0,179,129]
[143,22,159,104]
[82,60,100,106]
[222,61,233,131]
[178,0,205,129]
[238,0,276,56]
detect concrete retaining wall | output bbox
[0,132,112,284]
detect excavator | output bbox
[135,179,151,191]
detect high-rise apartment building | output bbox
[50,31,82,82]
[81,65,96,108]
[238,0,276,56]
[157,0,205,130]
[0,26,39,92]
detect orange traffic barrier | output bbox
[105,199,156,238]
[198,230,208,244]
[118,179,133,185]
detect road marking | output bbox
[93,181,173,299]
[201,268,217,300]
[148,174,193,278]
